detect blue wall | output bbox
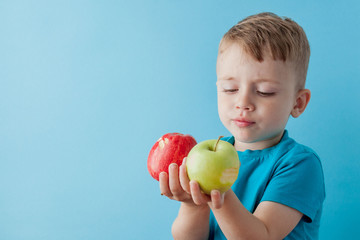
[1,0,359,239]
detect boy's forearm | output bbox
[172,203,210,240]
[210,190,269,240]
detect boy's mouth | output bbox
[232,119,255,127]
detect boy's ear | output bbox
[291,89,311,118]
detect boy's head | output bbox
[219,12,310,89]
[216,12,311,151]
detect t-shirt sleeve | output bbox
[261,150,325,222]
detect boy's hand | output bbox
[159,158,225,209]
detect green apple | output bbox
[186,136,240,195]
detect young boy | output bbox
[159,12,325,239]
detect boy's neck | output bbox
[234,131,284,152]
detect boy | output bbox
[159,12,325,239]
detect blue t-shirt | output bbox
[209,130,325,240]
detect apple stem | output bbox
[214,136,224,152]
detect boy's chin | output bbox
[228,127,257,142]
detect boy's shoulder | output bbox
[272,132,324,181]
[278,132,320,162]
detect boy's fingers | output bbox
[179,158,191,194]
[210,190,224,209]
[159,172,172,197]
[190,180,208,206]
[168,163,184,197]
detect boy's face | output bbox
[216,42,299,151]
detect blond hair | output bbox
[220,12,310,88]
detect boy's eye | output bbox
[223,89,238,93]
[257,91,275,97]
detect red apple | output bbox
[148,133,197,181]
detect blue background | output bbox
[1,0,359,239]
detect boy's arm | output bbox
[210,190,303,240]
[172,202,210,240]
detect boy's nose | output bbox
[236,103,255,111]
[235,93,255,111]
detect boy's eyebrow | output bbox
[216,77,235,82]
[254,78,281,84]
[217,77,281,84]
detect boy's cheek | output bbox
[218,102,232,116]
